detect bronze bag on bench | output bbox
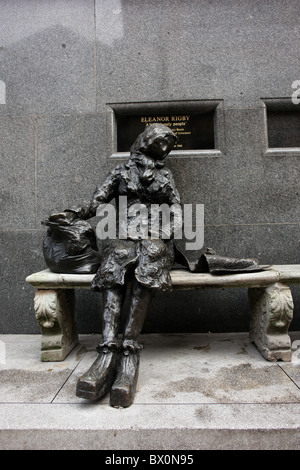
[42,213,100,274]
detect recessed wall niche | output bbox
[106,100,225,158]
[263,99,300,151]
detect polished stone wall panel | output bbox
[0,117,36,229]
[0,0,299,333]
[0,0,96,116]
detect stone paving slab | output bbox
[0,333,299,450]
[1,402,300,451]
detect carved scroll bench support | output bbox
[26,265,300,362]
[33,289,77,361]
[248,283,294,361]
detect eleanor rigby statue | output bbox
[49,124,181,407]
[43,123,262,407]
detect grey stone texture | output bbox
[0,0,96,116]
[0,333,299,449]
[1,0,300,334]
[0,117,36,229]
[36,113,109,223]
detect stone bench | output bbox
[26,265,300,363]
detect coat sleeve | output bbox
[163,169,183,239]
[66,165,121,220]
[165,169,181,205]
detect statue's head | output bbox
[130,123,177,160]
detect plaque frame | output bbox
[262,98,300,158]
[106,100,226,159]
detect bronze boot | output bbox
[76,350,119,400]
[110,350,140,408]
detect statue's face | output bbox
[146,134,176,160]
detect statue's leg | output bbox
[110,279,153,408]
[76,286,124,400]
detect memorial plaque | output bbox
[116,111,215,152]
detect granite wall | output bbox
[1,0,299,334]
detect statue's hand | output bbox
[46,211,78,226]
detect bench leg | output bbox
[248,282,294,362]
[34,289,78,361]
